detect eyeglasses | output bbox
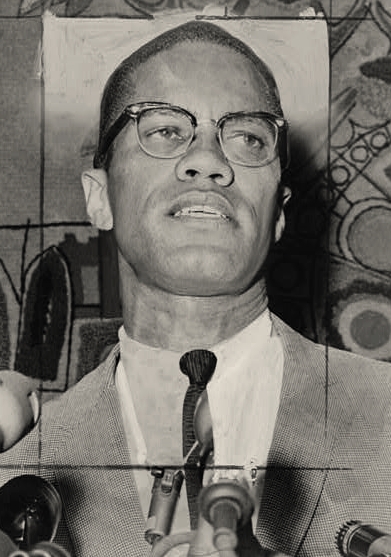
[94,102,288,169]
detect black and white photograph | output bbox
[1,2,391,556]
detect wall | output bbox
[1,0,391,396]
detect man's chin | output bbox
[134,245,258,297]
[153,273,249,298]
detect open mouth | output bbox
[173,205,230,220]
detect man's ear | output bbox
[81,168,113,231]
[274,185,291,242]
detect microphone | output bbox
[145,467,184,545]
[148,389,259,557]
[0,371,40,451]
[336,520,391,557]
[0,475,72,557]
[144,386,211,546]
[8,541,71,557]
[0,475,61,549]
[0,532,72,557]
[193,390,213,466]
[193,391,256,557]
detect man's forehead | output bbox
[130,41,277,109]
[135,40,268,76]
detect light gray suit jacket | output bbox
[1,316,391,557]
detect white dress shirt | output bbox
[115,309,284,534]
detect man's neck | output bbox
[119,264,268,352]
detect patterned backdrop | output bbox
[0,0,391,397]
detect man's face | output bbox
[107,42,285,296]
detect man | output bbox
[1,19,391,557]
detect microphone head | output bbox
[193,390,213,459]
[336,520,362,557]
[0,371,40,451]
[336,520,389,557]
[0,475,62,549]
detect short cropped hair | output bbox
[95,20,283,169]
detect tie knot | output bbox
[179,349,217,386]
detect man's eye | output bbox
[228,132,266,149]
[147,127,186,142]
[242,134,263,147]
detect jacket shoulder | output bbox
[272,313,391,375]
[0,345,120,479]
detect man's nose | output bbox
[175,130,234,187]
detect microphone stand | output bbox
[147,391,261,557]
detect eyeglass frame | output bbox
[93,101,289,170]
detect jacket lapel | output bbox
[256,318,338,556]
[53,346,150,557]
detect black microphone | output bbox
[0,475,71,555]
[336,520,391,557]
[0,371,40,452]
[0,475,62,549]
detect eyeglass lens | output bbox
[136,107,278,166]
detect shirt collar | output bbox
[118,308,273,379]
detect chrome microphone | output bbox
[336,520,391,557]
[145,390,210,548]
[145,467,184,545]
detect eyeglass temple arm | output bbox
[94,110,134,168]
[278,123,289,171]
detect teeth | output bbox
[174,205,228,219]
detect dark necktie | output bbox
[180,349,217,528]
